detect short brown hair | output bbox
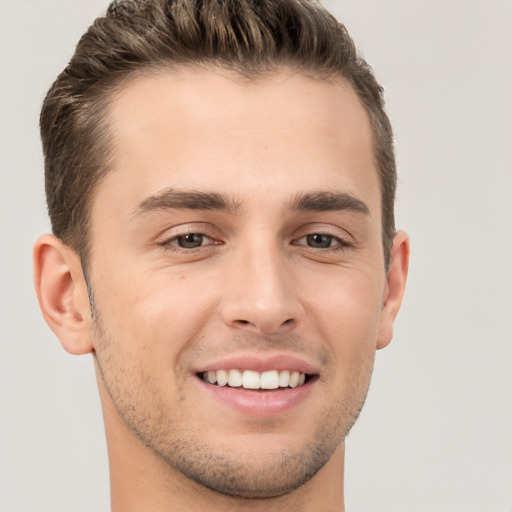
[40,0,396,267]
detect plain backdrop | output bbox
[1,1,511,511]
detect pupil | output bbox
[307,234,332,248]
[178,233,203,248]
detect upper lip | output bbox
[195,353,319,375]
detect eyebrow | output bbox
[288,191,370,215]
[133,188,370,219]
[133,189,242,217]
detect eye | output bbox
[167,233,213,249]
[295,233,348,249]
[306,234,335,248]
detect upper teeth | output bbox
[202,369,306,389]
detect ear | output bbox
[377,230,410,350]
[33,234,93,355]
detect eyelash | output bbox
[293,232,351,251]
[159,232,219,252]
[158,230,351,253]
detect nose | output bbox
[220,241,303,335]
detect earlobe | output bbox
[377,231,410,350]
[33,234,93,355]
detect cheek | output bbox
[92,267,218,368]
[302,268,385,360]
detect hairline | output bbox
[77,62,390,270]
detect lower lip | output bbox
[196,377,316,416]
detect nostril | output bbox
[229,316,296,334]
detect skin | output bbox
[34,68,409,512]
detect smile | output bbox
[194,354,319,414]
[199,369,308,390]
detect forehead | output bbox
[97,67,379,216]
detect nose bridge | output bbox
[221,232,300,334]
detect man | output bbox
[33,0,409,510]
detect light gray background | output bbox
[1,1,511,511]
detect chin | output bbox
[163,443,332,499]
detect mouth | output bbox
[197,369,317,391]
[193,354,320,415]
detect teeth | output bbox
[228,369,243,387]
[202,369,308,390]
[278,370,290,387]
[242,370,260,389]
[289,371,300,388]
[216,369,228,386]
[279,370,290,388]
[261,370,279,389]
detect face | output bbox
[87,68,390,498]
